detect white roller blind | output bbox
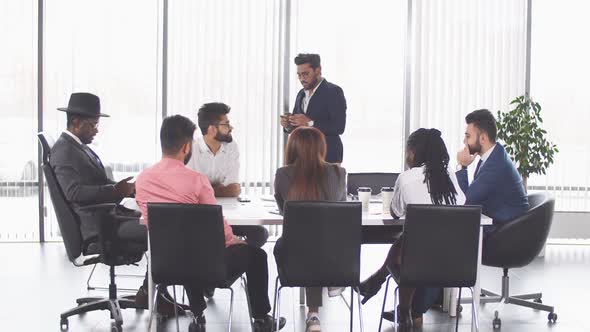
[408,0,527,161]
[167,0,284,195]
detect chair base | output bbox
[460,269,556,326]
[60,297,142,331]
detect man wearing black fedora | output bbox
[50,92,184,316]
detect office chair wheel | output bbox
[493,310,501,329]
[548,312,557,323]
[60,318,68,330]
[534,298,542,303]
[457,304,463,313]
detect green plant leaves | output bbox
[496,95,558,179]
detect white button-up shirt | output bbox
[391,165,466,218]
[302,78,324,114]
[186,136,240,186]
[479,143,496,168]
[63,130,82,145]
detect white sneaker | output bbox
[328,287,345,297]
[306,314,321,332]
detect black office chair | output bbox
[146,203,251,332]
[378,204,482,332]
[38,132,145,332]
[479,192,557,328]
[346,173,401,244]
[272,201,364,332]
[346,172,399,196]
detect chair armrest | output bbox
[78,203,117,214]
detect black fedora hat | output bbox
[57,92,110,117]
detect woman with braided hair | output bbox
[358,128,465,327]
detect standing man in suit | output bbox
[50,92,182,315]
[455,109,529,234]
[280,53,347,164]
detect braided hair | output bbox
[407,128,458,205]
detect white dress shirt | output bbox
[186,136,240,187]
[302,78,324,114]
[478,143,496,168]
[390,165,466,218]
[63,130,82,145]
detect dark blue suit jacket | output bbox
[292,79,347,163]
[456,144,529,233]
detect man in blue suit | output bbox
[456,109,529,234]
[280,53,347,163]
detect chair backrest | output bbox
[37,132,85,262]
[346,172,399,195]
[280,201,362,287]
[397,204,481,288]
[38,131,55,164]
[483,192,554,269]
[147,203,227,286]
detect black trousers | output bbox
[232,225,269,248]
[185,244,271,319]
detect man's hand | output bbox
[457,145,476,167]
[214,183,241,197]
[280,115,291,129]
[229,235,247,246]
[114,176,135,198]
[289,114,311,127]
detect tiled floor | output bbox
[0,242,588,331]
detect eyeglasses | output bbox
[216,122,232,128]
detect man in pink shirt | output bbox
[135,115,285,332]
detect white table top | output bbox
[217,197,492,227]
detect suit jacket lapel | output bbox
[61,133,105,172]
[305,79,328,117]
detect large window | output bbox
[529,0,590,211]
[407,0,527,173]
[291,0,407,172]
[167,0,283,195]
[0,1,38,241]
[43,0,161,239]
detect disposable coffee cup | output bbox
[381,187,394,214]
[357,187,372,212]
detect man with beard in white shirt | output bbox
[187,102,269,248]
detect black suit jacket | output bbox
[50,133,121,241]
[292,79,347,163]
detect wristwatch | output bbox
[307,120,314,127]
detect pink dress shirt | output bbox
[135,157,235,247]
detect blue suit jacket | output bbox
[292,79,347,163]
[456,144,529,232]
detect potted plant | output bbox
[496,95,558,191]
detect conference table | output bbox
[146,196,490,332]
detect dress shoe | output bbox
[135,286,149,309]
[188,313,206,332]
[135,286,186,317]
[382,306,413,327]
[253,315,287,331]
[358,272,386,304]
[160,289,191,311]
